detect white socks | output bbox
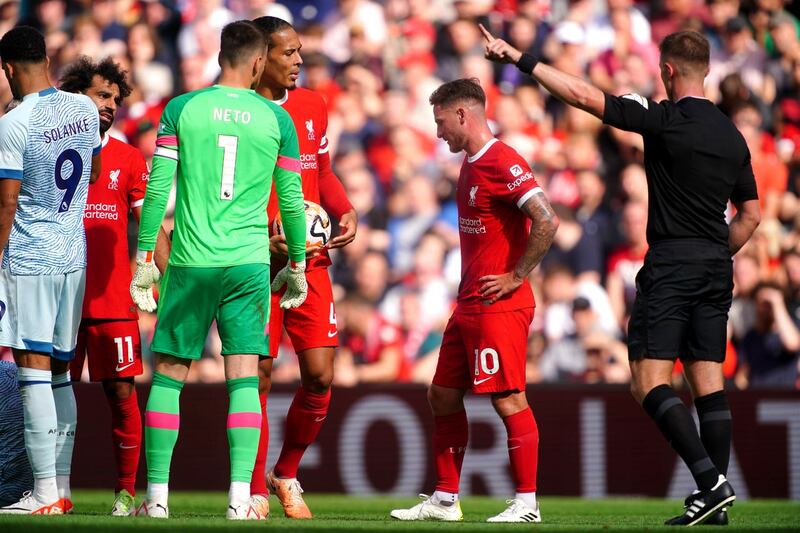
[516,492,537,509]
[148,482,169,506]
[33,477,58,504]
[432,490,458,506]
[229,481,250,506]
[52,372,76,500]
[17,367,58,502]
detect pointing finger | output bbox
[478,23,495,43]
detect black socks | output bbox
[694,390,732,476]
[642,385,720,491]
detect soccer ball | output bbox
[272,200,332,248]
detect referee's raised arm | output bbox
[479,23,605,119]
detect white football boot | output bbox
[135,497,169,518]
[0,491,63,515]
[390,494,463,521]
[486,498,541,523]
[226,499,265,520]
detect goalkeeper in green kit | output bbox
[129,20,307,521]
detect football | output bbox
[272,200,332,248]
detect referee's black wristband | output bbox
[516,53,538,75]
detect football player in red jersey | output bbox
[391,79,558,523]
[60,57,170,516]
[248,17,357,519]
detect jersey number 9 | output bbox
[55,148,83,213]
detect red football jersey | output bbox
[267,88,333,271]
[82,136,149,319]
[456,139,541,313]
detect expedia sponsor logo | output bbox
[507,171,535,191]
[300,153,317,170]
[459,216,487,234]
[84,202,119,220]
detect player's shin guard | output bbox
[110,389,142,496]
[694,391,731,476]
[642,385,720,491]
[144,372,183,485]
[250,393,269,495]
[274,386,331,479]
[503,408,539,494]
[227,377,262,485]
[433,410,468,493]
[52,372,76,500]
[18,367,59,503]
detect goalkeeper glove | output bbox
[130,249,161,312]
[271,260,307,309]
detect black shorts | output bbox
[627,240,733,362]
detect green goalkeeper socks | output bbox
[226,377,262,483]
[144,372,184,484]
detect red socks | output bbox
[503,408,539,493]
[273,387,331,479]
[250,393,269,495]
[433,410,468,493]
[109,389,142,496]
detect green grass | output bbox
[0,491,798,531]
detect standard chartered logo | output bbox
[84,203,119,220]
[459,216,486,234]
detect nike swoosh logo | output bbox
[314,416,326,422]
[115,362,135,372]
[508,445,521,450]
[119,444,138,449]
[473,377,493,386]
[327,330,337,338]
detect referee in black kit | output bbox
[480,27,760,526]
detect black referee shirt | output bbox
[603,93,758,249]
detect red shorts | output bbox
[269,268,338,357]
[71,319,143,382]
[432,307,534,394]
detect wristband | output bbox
[516,53,538,75]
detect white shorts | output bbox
[0,268,86,360]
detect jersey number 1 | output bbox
[218,135,238,201]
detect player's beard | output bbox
[99,109,114,134]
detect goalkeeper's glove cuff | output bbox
[137,248,155,263]
[289,259,306,271]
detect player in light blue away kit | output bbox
[0,26,101,515]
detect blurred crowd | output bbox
[1,0,799,389]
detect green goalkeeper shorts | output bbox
[151,263,271,360]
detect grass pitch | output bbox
[0,491,797,531]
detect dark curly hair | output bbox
[59,56,132,105]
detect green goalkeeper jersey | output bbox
[138,85,306,267]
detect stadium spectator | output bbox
[706,15,769,103]
[737,283,800,387]
[606,201,648,329]
[336,295,405,386]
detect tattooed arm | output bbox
[478,191,559,304]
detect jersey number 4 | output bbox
[218,134,238,201]
[55,148,83,213]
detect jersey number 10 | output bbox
[218,134,238,201]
